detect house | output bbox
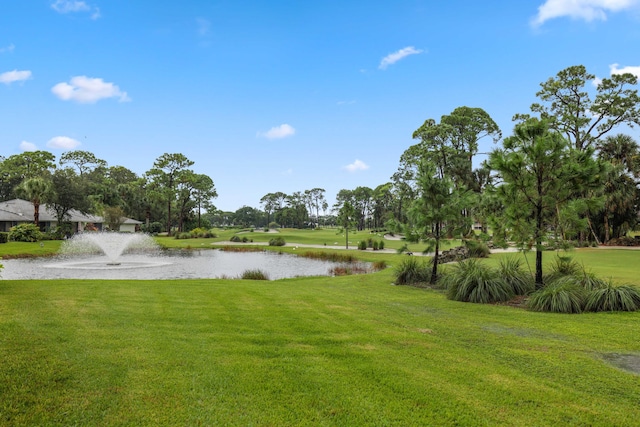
[0,199,142,233]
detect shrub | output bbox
[142,221,163,234]
[330,263,370,276]
[189,227,212,238]
[242,236,249,243]
[378,240,385,250]
[358,240,367,250]
[268,222,280,229]
[497,257,535,295]
[240,269,269,280]
[574,270,608,291]
[464,239,491,258]
[446,259,514,303]
[298,251,356,263]
[229,235,242,242]
[372,260,387,271]
[527,277,586,313]
[372,240,379,251]
[268,237,286,246]
[544,255,581,284]
[394,257,430,286]
[0,232,8,244]
[9,223,43,242]
[175,232,191,239]
[584,282,640,312]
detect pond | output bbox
[0,249,346,280]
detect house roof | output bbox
[0,199,140,225]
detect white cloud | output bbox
[592,76,603,87]
[0,69,32,84]
[343,159,370,172]
[610,63,640,79]
[47,136,81,150]
[20,141,38,151]
[532,0,639,26]
[51,76,131,103]
[51,0,100,19]
[0,44,15,53]
[379,46,423,70]
[257,124,296,140]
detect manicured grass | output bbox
[157,227,445,253]
[1,270,640,426]
[0,240,62,259]
[485,249,640,284]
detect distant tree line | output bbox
[0,151,218,236]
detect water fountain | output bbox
[60,232,161,265]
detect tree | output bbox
[15,177,52,226]
[59,150,107,176]
[103,206,125,231]
[411,107,501,187]
[596,134,640,241]
[233,206,262,228]
[146,153,194,234]
[192,174,217,229]
[260,192,288,226]
[286,191,309,228]
[489,119,604,285]
[0,151,56,200]
[337,201,356,249]
[304,188,326,228]
[46,168,92,232]
[372,183,394,229]
[408,160,471,284]
[526,65,640,151]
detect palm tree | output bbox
[596,134,640,242]
[16,177,52,226]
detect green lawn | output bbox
[156,227,443,253]
[1,269,640,425]
[1,235,640,425]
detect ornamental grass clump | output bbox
[574,269,608,291]
[394,257,430,286]
[240,269,269,280]
[527,277,586,313]
[497,257,535,295]
[584,282,640,312]
[445,259,514,303]
[543,255,582,285]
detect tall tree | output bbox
[146,153,194,234]
[596,134,640,241]
[408,160,471,284]
[337,201,356,249]
[59,150,107,176]
[15,177,52,226]
[0,151,56,200]
[411,107,501,187]
[525,65,640,151]
[192,174,217,229]
[489,119,603,285]
[304,188,326,228]
[46,168,92,232]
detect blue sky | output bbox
[2,0,640,212]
